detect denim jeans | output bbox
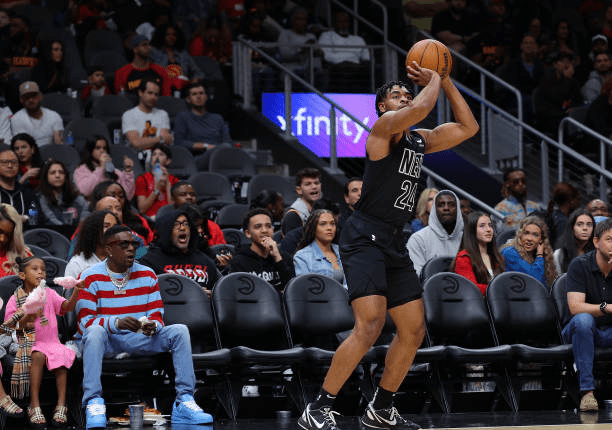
[81,324,196,405]
[562,313,612,391]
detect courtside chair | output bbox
[423,272,516,413]
[486,272,577,410]
[24,228,71,261]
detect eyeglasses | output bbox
[0,159,18,166]
[173,220,189,229]
[108,240,140,249]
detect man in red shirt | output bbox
[114,34,171,96]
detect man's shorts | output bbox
[339,211,421,309]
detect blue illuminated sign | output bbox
[261,93,376,157]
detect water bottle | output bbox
[119,86,126,96]
[153,160,162,182]
[28,201,38,226]
[65,130,73,145]
[105,160,115,173]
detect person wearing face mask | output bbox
[139,209,220,295]
[406,190,465,276]
[501,215,558,286]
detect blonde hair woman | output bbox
[410,187,438,233]
[0,203,31,277]
[501,215,557,286]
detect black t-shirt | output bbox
[356,130,426,226]
[567,250,612,326]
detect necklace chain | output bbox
[106,263,130,290]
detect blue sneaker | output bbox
[85,397,106,429]
[171,394,213,425]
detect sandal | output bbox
[0,394,23,417]
[27,406,47,429]
[51,405,67,427]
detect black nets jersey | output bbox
[355,130,426,226]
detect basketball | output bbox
[406,39,452,79]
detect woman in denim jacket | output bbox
[293,209,345,285]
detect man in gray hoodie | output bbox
[407,189,464,276]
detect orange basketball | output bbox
[406,39,452,79]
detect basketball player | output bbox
[297,63,479,430]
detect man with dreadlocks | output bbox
[297,63,479,430]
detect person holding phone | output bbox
[501,215,558,286]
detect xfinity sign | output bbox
[261,93,376,158]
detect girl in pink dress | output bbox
[3,257,82,428]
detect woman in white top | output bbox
[293,209,344,285]
[64,210,119,279]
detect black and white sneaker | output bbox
[298,403,341,430]
[361,402,421,429]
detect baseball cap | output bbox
[592,34,608,45]
[19,81,40,96]
[130,34,149,49]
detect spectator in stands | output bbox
[581,51,611,103]
[587,198,609,218]
[76,225,214,429]
[229,208,294,291]
[562,216,612,412]
[0,148,39,222]
[553,208,594,274]
[410,187,438,233]
[281,167,321,234]
[501,215,557,286]
[135,143,177,219]
[0,203,31,277]
[546,19,582,63]
[189,15,233,64]
[250,189,284,232]
[459,197,472,220]
[139,208,220,294]
[451,211,504,295]
[318,10,370,92]
[10,81,63,146]
[494,167,539,228]
[37,160,89,226]
[168,181,226,246]
[548,182,581,249]
[31,40,69,94]
[533,51,583,136]
[173,0,213,41]
[11,133,41,190]
[174,82,231,156]
[584,77,612,139]
[496,33,545,124]
[122,78,173,161]
[151,24,204,85]
[407,190,464,276]
[600,6,612,40]
[293,209,344,284]
[471,0,512,73]
[277,7,318,78]
[74,136,135,200]
[337,176,361,231]
[403,0,448,35]
[114,34,171,96]
[81,66,110,102]
[64,210,119,279]
[4,14,36,72]
[431,0,482,55]
[90,180,154,245]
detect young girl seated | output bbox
[3,257,83,427]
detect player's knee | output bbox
[355,317,385,343]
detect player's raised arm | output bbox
[418,75,479,154]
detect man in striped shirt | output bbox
[76,225,213,429]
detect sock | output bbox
[372,386,395,410]
[311,388,336,409]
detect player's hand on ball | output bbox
[406,62,438,86]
